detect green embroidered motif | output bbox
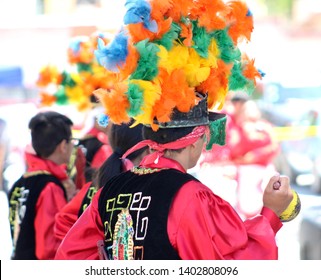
[112,208,134,260]
[105,194,132,242]
[9,186,30,251]
[82,186,98,213]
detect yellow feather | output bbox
[130,79,162,125]
[65,86,87,104]
[184,64,210,87]
[167,45,189,71]
[204,39,219,68]
[130,119,142,128]
[157,45,170,71]
[184,49,210,87]
[209,87,228,110]
[70,73,82,84]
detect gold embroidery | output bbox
[23,170,51,178]
[131,167,163,175]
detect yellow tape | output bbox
[273,125,319,141]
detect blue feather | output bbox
[97,113,109,127]
[69,41,81,54]
[258,69,266,77]
[123,0,158,33]
[69,36,88,54]
[145,20,158,33]
[246,9,253,17]
[94,32,129,72]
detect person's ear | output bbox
[190,137,202,149]
[57,139,68,153]
[190,142,197,150]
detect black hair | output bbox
[95,120,146,187]
[230,91,249,103]
[28,111,73,158]
[143,126,194,144]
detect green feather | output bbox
[228,63,255,94]
[77,63,92,73]
[154,22,181,50]
[55,86,69,105]
[127,83,144,117]
[60,71,77,88]
[211,29,241,63]
[192,20,211,58]
[242,80,255,94]
[131,40,160,81]
[228,63,246,90]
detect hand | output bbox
[75,147,86,189]
[262,174,293,217]
[62,178,78,201]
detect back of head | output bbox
[29,111,73,158]
[97,120,147,186]
[109,120,145,161]
[143,126,194,144]
[230,91,250,104]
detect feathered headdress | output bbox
[36,32,117,111]
[94,0,263,137]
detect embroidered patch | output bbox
[9,186,30,251]
[112,208,134,260]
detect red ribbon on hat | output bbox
[122,126,208,164]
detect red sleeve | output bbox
[260,206,282,234]
[54,182,92,242]
[168,181,283,260]
[35,183,67,260]
[91,145,113,168]
[55,188,104,260]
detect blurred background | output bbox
[1,0,321,260]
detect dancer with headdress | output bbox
[55,0,294,260]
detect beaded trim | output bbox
[131,167,163,175]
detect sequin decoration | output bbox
[112,208,134,260]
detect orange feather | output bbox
[126,18,172,44]
[119,43,140,81]
[77,101,92,112]
[126,23,155,43]
[190,0,228,31]
[242,57,262,85]
[180,22,193,47]
[150,0,174,20]
[93,85,131,124]
[37,66,62,87]
[227,0,254,43]
[151,68,196,124]
[40,92,57,107]
[165,0,194,22]
[197,60,232,109]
